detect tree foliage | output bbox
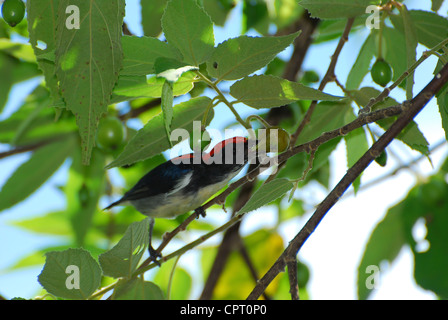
[0,0,448,300]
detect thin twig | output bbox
[291,18,355,144]
[264,17,355,184]
[118,98,161,121]
[0,137,63,159]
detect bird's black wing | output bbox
[121,161,194,201]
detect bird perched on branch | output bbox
[104,136,254,265]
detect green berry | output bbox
[371,59,393,87]
[1,0,25,27]
[96,116,125,151]
[264,127,290,153]
[302,70,320,84]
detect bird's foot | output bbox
[148,245,162,267]
[194,206,206,219]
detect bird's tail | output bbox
[103,199,123,211]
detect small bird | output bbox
[104,136,253,264]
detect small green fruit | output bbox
[302,70,320,84]
[1,0,25,27]
[96,116,125,151]
[371,59,393,87]
[264,127,290,153]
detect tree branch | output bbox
[0,137,62,159]
[291,18,355,143]
[286,256,299,300]
[246,62,448,300]
[118,98,161,121]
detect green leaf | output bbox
[0,136,76,212]
[55,0,125,165]
[230,75,341,109]
[111,72,195,103]
[99,218,150,278]
[269,0,303,30]
[414,192,448,299]
[242,0,269,35]
[0,39,36,62]
[140,0,167,37]
[120,35,182,76]
[161,80,174,147]
[0,53,18,113]
[0,48,40,113]
[296,100,353,144]
[155,57,198,82]
[114,278,165,300]
[346,33,375,90]
[431,0,444,12]
[38,248,102,300]
[400,5,418,100]
[26,0,62,104]
[344,125,369,192]
[390,10,448,49]
[9,245,106,272]
[0,89,77,146]
[313,17,366,44]
[11,89,51,145]
[381,26,407,86]
[202,0,234,26]
[435,58,448,141]
[10,211,71,236]
[299,0,381,19]
[66,147,106,246]
[162,0,214,66]
[154,261,192,300]
[357,200,407,299]
[310,137,341,177]
[206,32,300,81]
[106,96,213,168]
[239,179,294,214]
